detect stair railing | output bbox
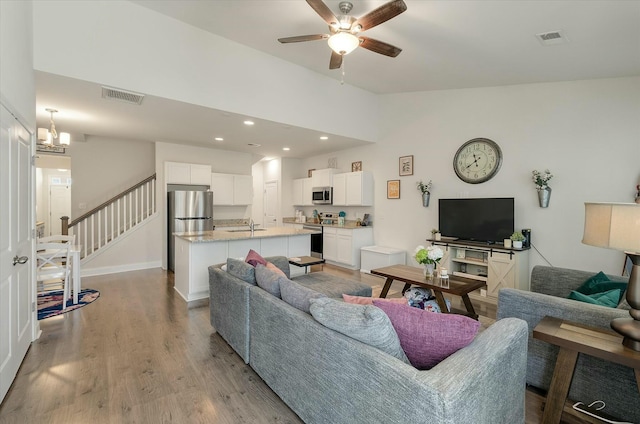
[63,174,156,259]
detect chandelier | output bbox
[37,108,70,146]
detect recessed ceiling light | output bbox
[243,120,255,126]
[320,136,328,140]
[247,143,261,147]
[214,137,224,141]
[283,147,290,151]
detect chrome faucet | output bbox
[249,219,255,233]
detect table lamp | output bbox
[582,202,640,351]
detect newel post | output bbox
[61,216,69,235]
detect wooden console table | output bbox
[533,316,640,424]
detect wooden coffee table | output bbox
[370,264,486,320]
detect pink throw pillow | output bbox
[266,261,286,277]
[373,300,480,370]
[245,249,267,267]
[343,294,408,306]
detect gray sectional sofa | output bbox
[497,265,639,423]
[209,256,529,424]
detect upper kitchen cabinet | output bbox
[311,168,339,188]
[293,178,313,206]
[332,171,373,206]
[211,173,253,205]
[166,162,212,185]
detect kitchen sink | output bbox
[226,228,267,232]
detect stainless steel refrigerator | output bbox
[167,190,214,272]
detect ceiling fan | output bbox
[278,0,407,70]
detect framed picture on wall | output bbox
[308,169,315,178]
[399,155,413,176]
[387,180,400,199]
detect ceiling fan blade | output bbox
[278,34,329,43]
[359,36,402,57]
[329,51,343,69]
[306,0,339,27]
[353,0,407,32]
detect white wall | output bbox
[32,0,379,143]
[298,77,640,275]
[69,136,155,220]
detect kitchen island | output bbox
[173,227,314,304]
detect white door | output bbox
[0,103,34,403]
[49,183,71,236]
[264,181,278,228]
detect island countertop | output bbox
[175,227,317,243]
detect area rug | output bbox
[37,288,100,320]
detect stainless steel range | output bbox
[302,223,323,258]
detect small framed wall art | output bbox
[352,161,362,172]
[308,169,315,178]
[387,180,400,199]
[399,155,413,176]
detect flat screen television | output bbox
[438,198,514,244]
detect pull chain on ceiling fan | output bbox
[278,0,407,71]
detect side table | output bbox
[533,316,640,424]
[288,256,325,274]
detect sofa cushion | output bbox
[373,300,480,370]
[309,297,411,364]
[293,272,372,297]
[343,294,408,306]
[266,261,286,277]
[279,278,326,313]
[569,289,621,308]
[227,258,256,285]
[255,264,284,298]
[245,249,267,267]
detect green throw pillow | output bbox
[573,271,628,304]
[568,289,621,308]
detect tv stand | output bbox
[429,239,530,303]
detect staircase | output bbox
[63,174,157,260]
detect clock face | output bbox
[453,138,503,184]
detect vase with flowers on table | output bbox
[415,245,444,278]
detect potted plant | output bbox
[416,180,432,207]
[431,228,441,241]
[414,245,443,278]
[510,231,525,249]
[532,169,553,208]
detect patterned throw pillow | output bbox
[255,264,285,298]
[310,297,410,364]
[373,300,480,370]
[245,249,267,267]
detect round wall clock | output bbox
[453,138,503,184]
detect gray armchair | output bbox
[497,265,638,423]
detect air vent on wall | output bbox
[101,86,145,105]
[536,30,568,46]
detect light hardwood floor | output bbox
[0,265,586,424]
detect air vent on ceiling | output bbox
[101,86,145,105]
[536,30,568,46]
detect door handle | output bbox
[13,255,29,266]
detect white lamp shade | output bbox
[59,132,71,145]
[37,128,49,142]
[582,202,640,253]
[327,32,360,55]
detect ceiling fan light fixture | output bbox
[328,32,359,55]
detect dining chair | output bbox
[36,242,72,310]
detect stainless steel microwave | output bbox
[312,187,332,205]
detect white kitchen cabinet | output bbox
[323,227,373,270]
[332,171,373,206]
[211,173,253,205]
[166,162,212,185]
[293,177,313,206]
[311,168,338,188]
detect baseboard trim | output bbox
[81,261,162,277]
